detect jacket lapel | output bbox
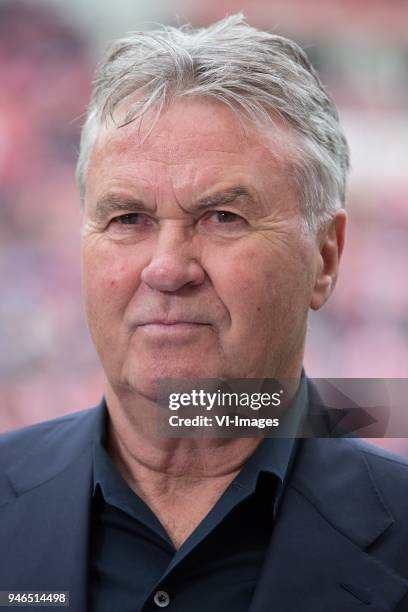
[0,405,104,611]
[250,438,408,612]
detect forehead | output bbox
[85,99,297,200]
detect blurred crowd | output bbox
[0,1,407,452]
[0,2,102,429]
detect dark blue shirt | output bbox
[88,382,307,611]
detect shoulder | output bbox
[0,406,98,445]
[342,437,408,485]
[292,437,408,523]
[297,435,408,478]
[349,438,408,510]
[297,435,408,466]
[330,436,408,469]
[301,436,408,482]
[352,437,408,467]
[0,405,104,471]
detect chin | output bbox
[121,358,224,398]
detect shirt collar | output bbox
[231,372,308,515]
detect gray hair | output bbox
[76,14,350,230]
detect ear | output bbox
[310,210,347,311]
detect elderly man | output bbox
[1,14,408,612]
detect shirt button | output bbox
[153,590,170,608]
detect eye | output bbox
[107,212,155,238]
[198,209,248,237]
[205,210,245,224]
[109,212,156,230]
[112,213,146,225]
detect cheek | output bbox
[82,243,140,321]
[207,247,273,323]
[210,243,313,331]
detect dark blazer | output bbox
[1,401,408,612]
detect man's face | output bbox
[81,99,325,398]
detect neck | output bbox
[104,384,265,547]
[104,382,263,483]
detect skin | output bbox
[81,98,346,547]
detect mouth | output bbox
[141,320,209,326]
[137,320,211,338]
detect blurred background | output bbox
[0,0,407,452]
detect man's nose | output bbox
[140,225,205,292]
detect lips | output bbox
[140,320,209,326]
[136,320,211,340]
[130,308,215,331]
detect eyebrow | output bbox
[194,186,263,215]
[93,186,262,222]
[93,194,148,223]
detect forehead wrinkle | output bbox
[96,140,251,169]
[92,96,299,174]
[98,125,291,174]
[93,117,253,168]
[88,105,300,221]
[135,149,246,166]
